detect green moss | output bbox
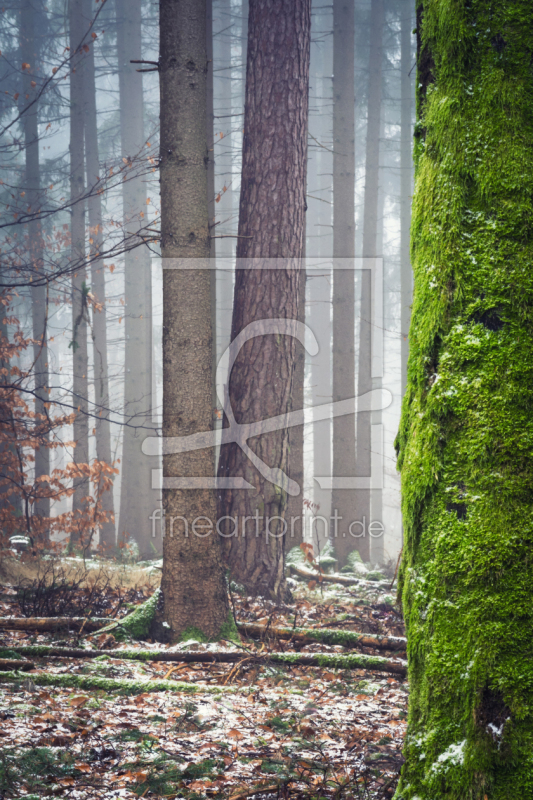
[179,626,209,644]
[218,611,240,642]
[395,2,533,797]
[0,670,231,696]
[104,589,160,641]
[179,611,239,644]
[0,649,23,660]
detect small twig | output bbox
[210,234,253,239]
[389,547,403,591]
[229,782,285,800]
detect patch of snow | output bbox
[431,739,466,772]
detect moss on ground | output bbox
[395,1,533,797]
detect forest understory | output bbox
[0,555,407,800]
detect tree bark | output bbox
[69,0,90,547]
[331,0,357,567]
[355,0,384,564]
[21,0,50,535]
[158,0,231,642]
[82,0,115,551]
[396,1,533,795]
[116,0,158,558]
[216,0,311,601]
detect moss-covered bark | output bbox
[395,2,533,798]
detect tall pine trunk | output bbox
[396,1,533,796]
[69,0,90,547]
[216,0,311,600]
[82,0,115,551]
[21,0,50,536]
[157,0,231,643]
[331,0,357,566]
[116,0,157,558]
[355,0,384,564]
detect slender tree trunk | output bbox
[400,0,413,398]
[116,0,157,558]
[0,315,22,521]
[285,263,306,551]
[370,114,385,565]
[158,0,231,643]
[308,7,333,551]
[331,0,357,566]
[206,0,217,439]
[355,0,384,564]
[82,0,115,551]
[215,0,235,265]
[21,0,50,536]
[69,0,90,547]
[395,1,533,796]
[216,0,311,600]
[214,0,235,382]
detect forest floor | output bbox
[0,556,407,800]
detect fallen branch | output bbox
[239,621,406,652]
[0,614,406,652]
[288,564,390,588]
[0,658,33,671]
[5,645,407,676]
[289,564,360,585]
[0,616,109,632]
[0,671,230,695]
[229,783,282,800]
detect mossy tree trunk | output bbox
[158,0,232,643]
[395,2,533,797]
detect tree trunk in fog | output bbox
[308,10,333,552]
[21,0,50,534]
[356,0,384,564]
[214,0,235,258]
[216,0,311,600]
[285,263,306,551]
[116,0,157,558]
[214,0,235,379]
[0,315,22,520]
[206,0,217,432]
[331,0,357,566]
[400,1,413,397]
[158,0,230,643]
[82,0,115,551]
[69,0,90,547]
